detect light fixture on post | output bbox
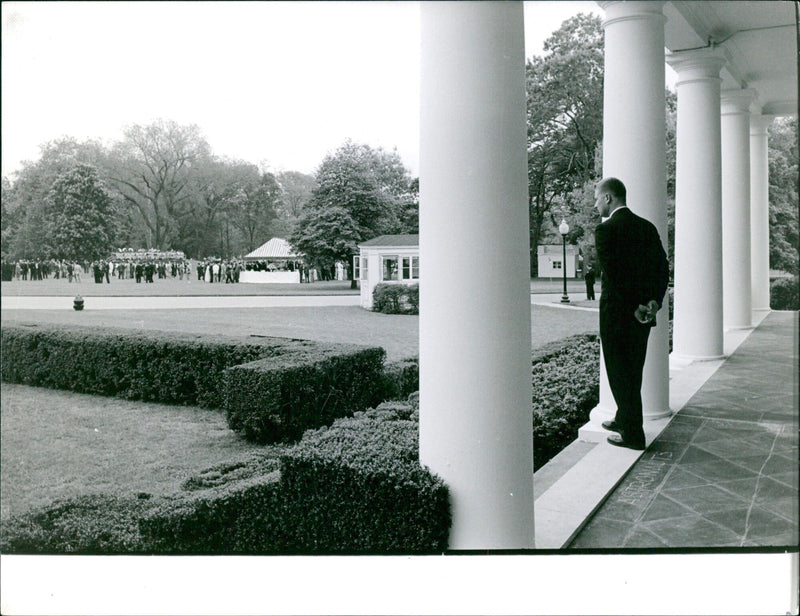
[559,218,570,303]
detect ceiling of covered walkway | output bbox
[662,0,798,116]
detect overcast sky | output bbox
[2,1,606,180]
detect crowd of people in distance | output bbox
[195,258,244,283]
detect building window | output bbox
[402,256,420,280]
[353,255,360,280]
[552,261,562,270]
[382,256,399,281]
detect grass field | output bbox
[1,284,599,523]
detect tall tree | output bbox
[526,13,604,275]
[107,120,211,250]
[768,117,799,273]
[2,138,108,259]
[44,164,116,262]
[290,140,412,287]
[228,171,282,254]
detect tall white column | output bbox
[721,89,757,329]
[419,1,533,549]
[750,112,773,313]
[667,50,726,361]
[588,1,670,432]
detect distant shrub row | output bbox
[0,323,387,443]
[1,396,450,555]
[372,283,419,314]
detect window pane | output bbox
[383,257,398,281]
[412,256,419,279]
[402,257,410,280]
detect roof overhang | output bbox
[662,1,797,116]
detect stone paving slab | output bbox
[568,311,798,549]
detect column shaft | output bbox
[667,51,725,360]
[721,90,757,329]
[591,1,670,429]
[419,1,533,549]
[750,114,773,312]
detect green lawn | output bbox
[0,384,285,521]
[1,299,598,523]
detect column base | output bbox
[579,404,673,443]
[670,352,727,367]
[725,325,756,332]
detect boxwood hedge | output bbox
[1,323,388,442]
[224,345,386,443]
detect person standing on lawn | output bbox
[594,177,669,450]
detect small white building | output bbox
[538,244,579,278]
[356,234,419,309]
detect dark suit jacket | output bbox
[595,207,669,326]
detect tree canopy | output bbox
[290,140,417,286]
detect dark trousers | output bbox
[585,282,595,300]
[600,302,651,444]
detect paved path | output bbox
[1,295,361,310]
[569,311,798,548]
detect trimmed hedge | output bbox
[372,283,419,314]
[277,405,449,553]
[380,356,419,401]
[1,324,388,442]
[0,494,155,554]
[771,276,799,310]
[138,398,448,555]
[224,345,386,443]
[531,334,600,470]
[0,323,306,408]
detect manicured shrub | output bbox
[372,283,419,314]
[381,356,419,400]
[0,494,156,554]
[278,409,448,554]
[139,471,290,554]
[531,334,600,470]
[224,345,386,443]
[770,276,799,310]
[0,323,303,407]
[1,325,387,438]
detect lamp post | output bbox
[559,219,570,303]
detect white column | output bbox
[587,1,670,433]
[667,50,726,361]
[750,112,773,313]
[419,1,533,549]
[721,89,757,330]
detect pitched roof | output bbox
[359,234,419,248]
[244,238,301,259]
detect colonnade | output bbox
[418,0,776,548]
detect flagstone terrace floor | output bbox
[569,311,799,549]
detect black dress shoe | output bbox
[601,420,619,432]
[607,434,645,450]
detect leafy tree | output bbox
[2,138,108,259]
[44,164,116,261]
[290,140,413,287]
[107,120,211,250]
[274,170,317,237]
[228,171,282,254]
[768,117,799,274]
[526,13,604,275]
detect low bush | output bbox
[0,494,156,554]
[139,397,446,555]
[770,276,799,310]
[0,323,310,408]
[278,406,449,553]
[139,471,290,554]
[224,345,386,443]
[530,334,600,470]
[372,283,419,314]
[381,356,419,401]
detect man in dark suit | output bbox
[594,177,670,450]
